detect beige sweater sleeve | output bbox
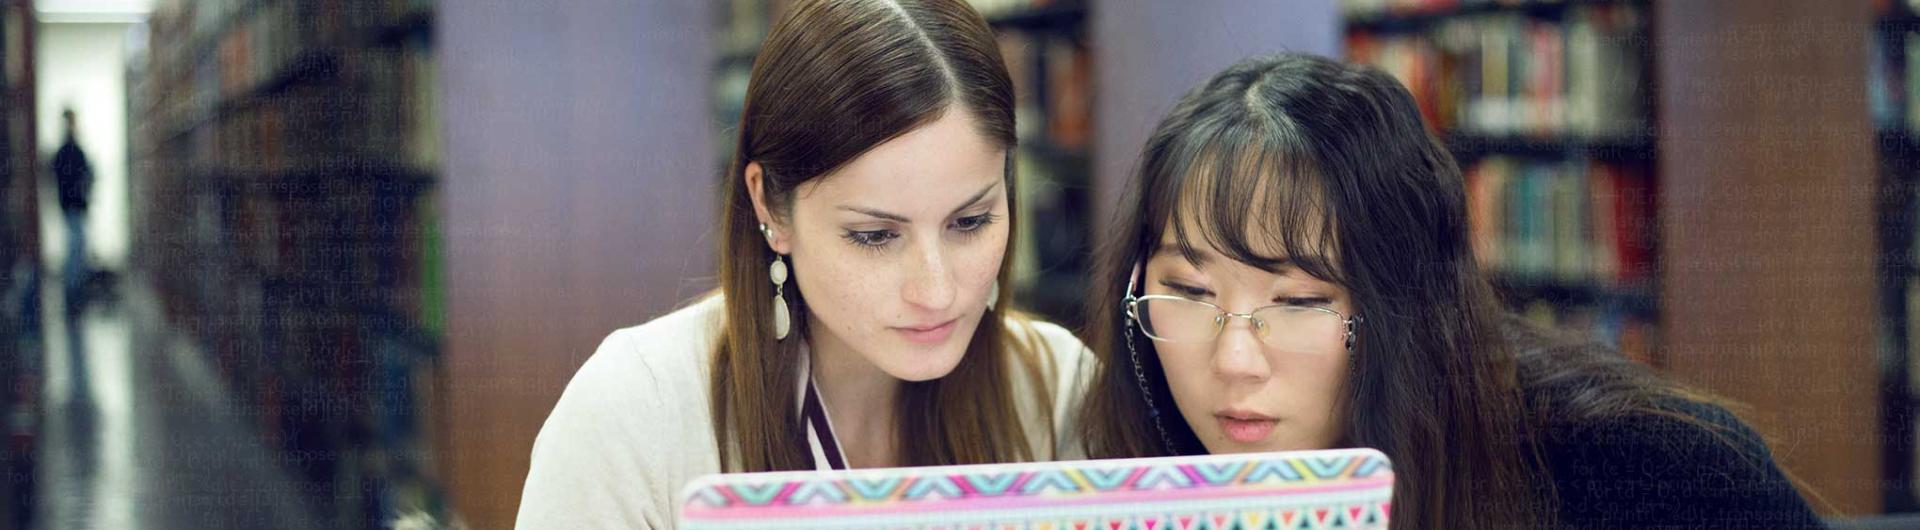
[1007,318,1100,461]
[517,329,668,529]
[517,303,724,530]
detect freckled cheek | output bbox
[955,238,1007,292]
[797,255,901,330]
[971,222,1015,281]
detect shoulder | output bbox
[1002,314,1099,459]
[1006,316,1087,358]
[518,296,727,529]
[1542,398,1823,529]
[562,296,725,407]
[1003,315,1097,396]
[607,295,727,378]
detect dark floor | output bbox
[31,274,324,530]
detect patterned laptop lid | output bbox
[678,447,1393,530]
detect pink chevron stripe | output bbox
[714,488,743,505]
[683,478,1391,520]
[944,473,1042,498]
[1088,466,1150,490]
[1177,465,1208,486]
[894,476,919,501]
[708,482,803,506]
[1009,472,1035,494]
[949,474,978,497]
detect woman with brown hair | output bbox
[1077,52,1823,528]
[516,1,1094,528]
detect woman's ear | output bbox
[744,161,792,254]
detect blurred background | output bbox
[0,0,1906,528]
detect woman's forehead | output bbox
[1160,192,1334,267]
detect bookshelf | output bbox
[987,0,1093,330]
[0,2,34,529]
[132,0,444,526]
[1345,1,1884,514]
[1651,1,1881,514]
[712,0,1095,328]
[1342,0,1661,364]
[1872,0,1920,512]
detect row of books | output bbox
[712,0,1091,158]
[1878,0,1920,15]
[365,44,442,172]
[137,0,446,527]
[152,0,428,54]
[719,0,789,58]
[1515,299,1658,365]
[1871,28,1920,133]
[714,0,772,168]
[986,1,1092,327]
[0,1,36,528]
[969,0,1068,18]
[1340,0,1649,20]
[1346,3,1648,139]
[1466,156,1654,286]
[997,30,1092,151]
[185,49,436,177]
[1875,0,1920,405]
[1870,0,1920,506]
[143,0,429,149]
[1341,0,1473,19]
[1905,280,1920,395]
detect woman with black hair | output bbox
[1076,52,1824,529]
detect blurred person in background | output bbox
[51,107,92,316]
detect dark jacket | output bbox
[52,136,90,213]
[1541,396,1825,528]
[1510,318,1826,529]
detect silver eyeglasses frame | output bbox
[1122,262,1362,349]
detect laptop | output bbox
[679,447,1392,530]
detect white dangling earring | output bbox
[986,280,1000,311]
[759,222,793,340]
[770,255,791,340]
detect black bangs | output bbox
[1140,103,1347,286]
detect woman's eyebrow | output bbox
[836,181,1000,223]
[838,206,909,222]
[1153,242,1297,270]
[1153,242,1209,266]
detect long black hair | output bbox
[1076,51,1825,529]
[1078,52,1550,528]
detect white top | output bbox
[515,296,1099,529]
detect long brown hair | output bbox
[711,0,1042,473]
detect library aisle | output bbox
[0,0,1911,529]
[32,272,324,529]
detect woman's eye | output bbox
[1161,281,1213,298]
[952,213,997,232]
[844,230,898,247]
[1278,297,1333,307]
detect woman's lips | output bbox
[895,319,957,344]
[1217,410,1278,443]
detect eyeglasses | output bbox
[1123,263,1361,354]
